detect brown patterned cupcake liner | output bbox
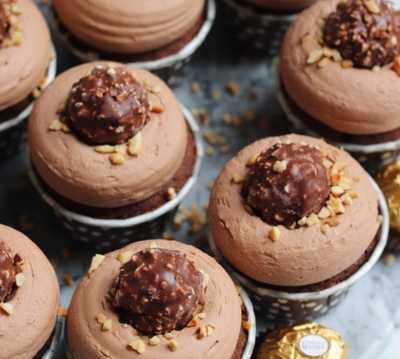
[0,45,57,161]
[221,0,295,56]
[277,84,400,175]
[387,229,400,253]
[209,178,389,324]
[49,0,216,86]
[28,106,204,249]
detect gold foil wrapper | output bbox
[257,323,347,359]
[377,161,400,232]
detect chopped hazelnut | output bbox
[167,187,177,201]
[0,303,13,315]
[15,273,25,287]
[109,153,125,166]
[307,49,325,64]
[101,319,112,331]
[88,254,105,274]
[116,251,134,264]
[95,145,115,154]
[273,160,288,173]
[128,339,146,354]
[148,336,161,346]
[128,132,142,156]
[269,227,281,241]
[167,339,179,352]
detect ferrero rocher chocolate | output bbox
[65,65,151,146]
[323,0,398,69]
[111,247,205,336]
[0,242,17,302]
[377,161,400,232]
[0,3,10,46]
[242,143,331,226]
[257,323,347,359]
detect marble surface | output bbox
[3,1,398,358]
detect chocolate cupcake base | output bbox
[49,0,216,86]
[278,83,400,175]
[28,106,204,249]
[209,178,389,324]
[221,0,295,56]
[0,45,57,161]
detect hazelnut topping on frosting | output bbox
[242,143,331,227]
[0,4,10,46]
[0,242,18,303]
[111,248,205,336]
[323,0,398,69]
[65,65,151,146]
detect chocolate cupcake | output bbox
[49,0,216,86]
[222,0,317,55]
[0,224,60,358]
[0,0,56,160]
[28,62,202,249]
[279,0,400,173]
[66,240,256,359]
[208,134,389,323]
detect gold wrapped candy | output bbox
[377,161,400,232]
[257,323,347,359]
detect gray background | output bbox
[4,1,398,357]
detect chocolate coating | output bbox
[0,4,10,46]
[323,0,398,69]
[65,66,151,145]
[111,248,205,336]
[242,143,331,226]
[0,242,17,302]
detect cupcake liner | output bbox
[238,287,257,359]
[209,178,389,324]
[0,44,57,161]
[50,0,216,86]
[277,84,400,175]
[387,229,400,253]
[28,106,204,249]
[41,316,65,359]
[221,0,295,56]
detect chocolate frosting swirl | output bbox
[0,242,17,302]
[112,248,205,336]
[65,65,151,145]
[242,143,331,226]
[0,4,10,46]
[323,0,398,69]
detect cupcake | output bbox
[0,224,60,358]
[66,240,256,359]
[208,134,388,322]
[28,62,202,249]
[222,0,317,55]
[50,0,216,85]
[0,0,56,160]
[279,0,400,173]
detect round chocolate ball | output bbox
[0,4,10,46]
[242,143,331,227]
[323,0,398,69]
[111,248,205,336]
[0,242,17,303]
[65,65,151,145]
